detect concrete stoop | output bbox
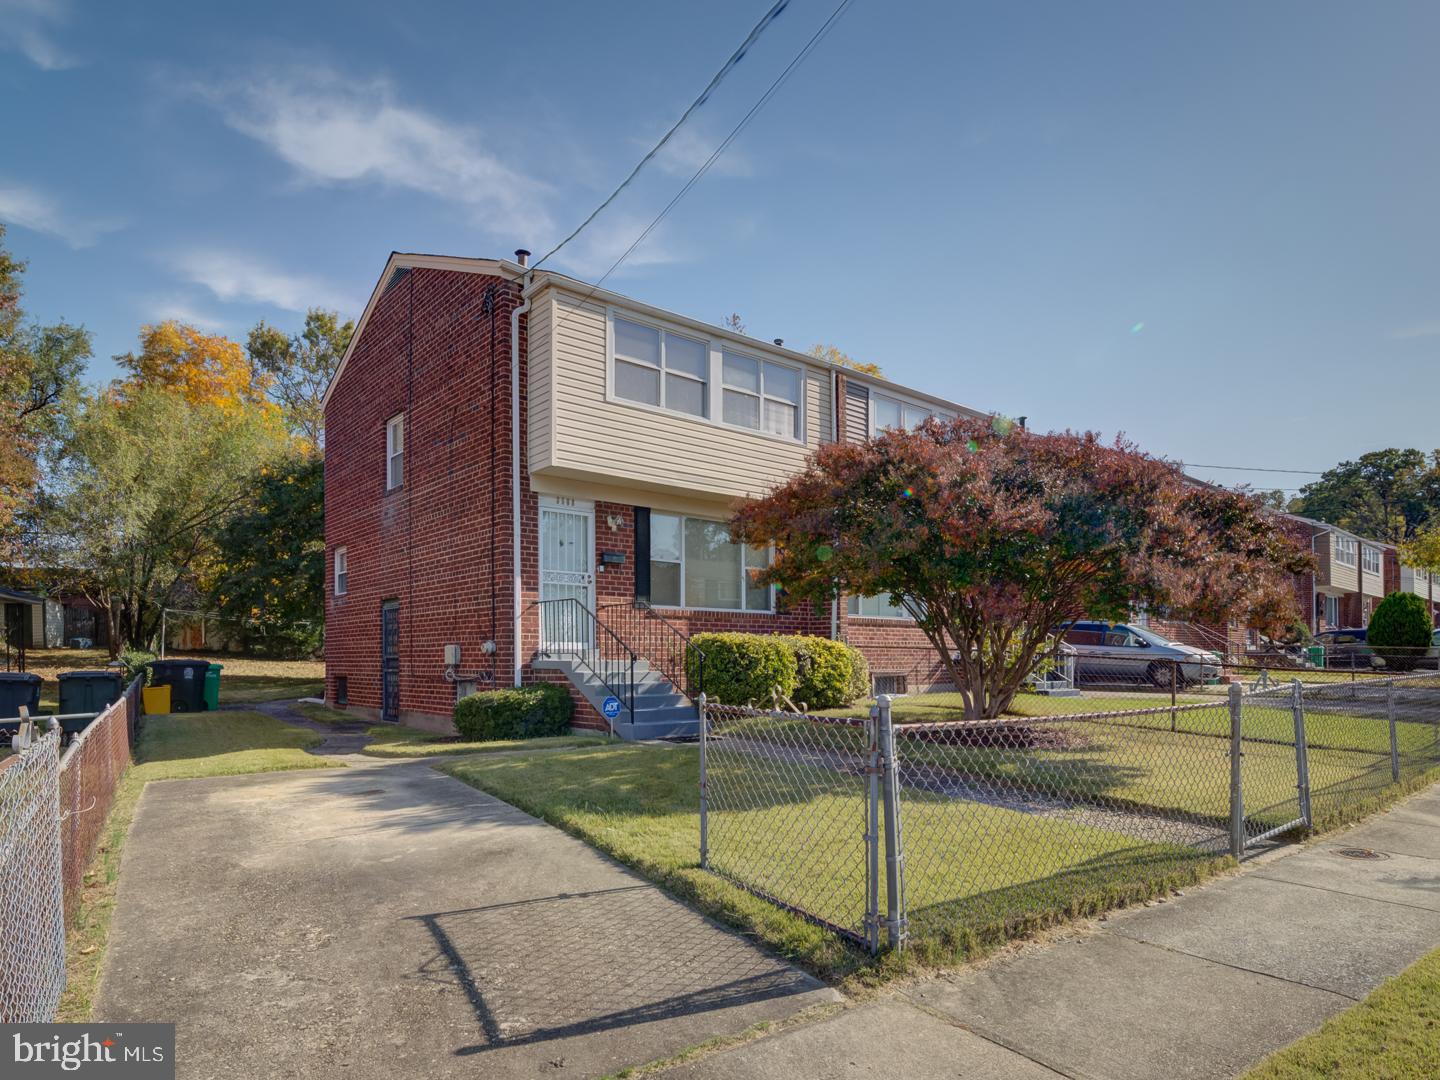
[532,654,700,739]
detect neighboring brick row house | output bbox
[1282,514,1439,634]
[322,252,983,734]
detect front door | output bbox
[380,600,400,723]
[539,506,594,651]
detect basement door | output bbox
[380,600,400,723]
[539,504,594,651]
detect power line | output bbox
[1181,463,1325,475]
[534,0,794,272]
[537,0,856,298]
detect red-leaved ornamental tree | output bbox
[731,417,1311,721]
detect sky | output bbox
[4,0,1439,497]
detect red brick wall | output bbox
[324,268,522,726]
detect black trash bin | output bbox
[147,659,211,712]
[0,671,42,717]
[58,671,124,734]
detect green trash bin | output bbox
[57,671,123,734]
[204,663,223,711]
[1306,644,1326,669]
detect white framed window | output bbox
[847,593,913,620]
[649,512,772,612]
[1334,537,1357,566]
[872,393,937,433]
[612,316,709,418]
[1362,545,1381,574]
[334,547,348,596]
[1324,595,1340,627]
[385,414,404,491]
[721,350,802,439]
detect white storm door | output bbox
[539,506,594,650]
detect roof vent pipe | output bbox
[773,338,783,347]
[515,249,530,268]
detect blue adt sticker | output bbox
[601,696,622,720]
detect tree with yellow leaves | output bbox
[807,343,883,377]
[115,320,272,411]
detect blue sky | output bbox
[4,0,1438,496]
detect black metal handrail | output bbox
[528,598,635,731]
[598,600,705,700]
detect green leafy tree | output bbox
[35,385,285,654]
[246,309,354,450]
[807,343,882,377]
[210,455,324,657]
[1367,592,1433,671]
[732,418,1310,720]
[1398,526,1440,595]
[1295,449,1438,542]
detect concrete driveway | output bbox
[95,758,836,1079]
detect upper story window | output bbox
[648,512,771,612]
[612,316,708,418]
[721,350,801,439]
[386,414,404,490]
[1334,536,1357,566]
[873,393,936,433]
[334,548,348,596]
[1362,545,1382,574]
[848,593,912,620]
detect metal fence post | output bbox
[1291,679,1312,828]
[1229,681,1245,859]
[1170,660,1178,733]
[697,692,709,871]
[877,695,906,951]
[865,703,882,955]
[1387,678,1400,783]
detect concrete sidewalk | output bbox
[96,758,837,1079]
[661,783,1440,1080]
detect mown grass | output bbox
[1244,946,1440,1080]
[58,711,342,1021]
[442,743,1225,985]
[292,701,612,757]
[22,648,324,705]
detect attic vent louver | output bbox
[381,267,412,295]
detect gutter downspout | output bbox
[829,368,840,642]
[511,274,532,687]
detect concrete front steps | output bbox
[531,655,699,740]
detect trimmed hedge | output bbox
[687,633,798,706]
[687,632,870,708]
[454,684,574,741]
[120,649,156,686]
[1368,592,1433,671]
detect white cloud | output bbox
[0,0,80,70]
[175,251,355,314]
[0,182,117,247]
[201,69,553,238]
[144,296,227,333]
[547,214,679,280]
[650,126,753,179]
[1390,322,1440,341]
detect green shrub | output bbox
[453,684,574,741]
[119,650,156,686]
[687,633,798,706]
[782,635,869,709]
[1368,592,1433,671]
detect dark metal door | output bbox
[380,601,400,723]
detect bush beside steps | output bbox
[686,632,870,709]
[454,684,574,741]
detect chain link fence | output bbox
[0,677,142,1020]
[0,732,66,1022]
[700,672,1440,955]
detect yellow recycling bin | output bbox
[142,684,172,715]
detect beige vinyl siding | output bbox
[533,287,831,501]
[1327,535,1359,593]
[527,294,554,472]
[1400,567,1433,600]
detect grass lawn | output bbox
[59,711,342,1021]
[1244,946,1440,1079]
[291,701,613,757]
[442,743,1225,984]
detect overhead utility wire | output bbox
[533,0,793,272]
[1182,463,1325,475]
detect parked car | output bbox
[1311,628,1380,669]
[1056,621,1224,686]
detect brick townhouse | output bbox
[322,252,983,735]
[1284,514,1439,633]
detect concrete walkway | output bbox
[661,783,1440,1080]
[95,757,836,1079]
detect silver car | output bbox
[1059,621,1224,686]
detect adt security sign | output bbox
[601,696,622,721]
